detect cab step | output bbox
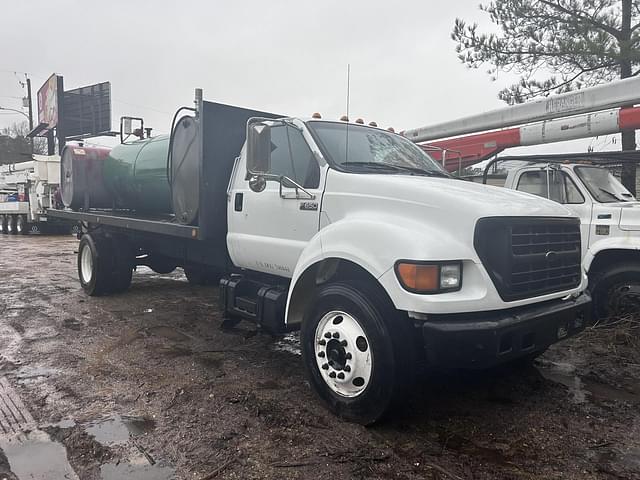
[219,275,291,334]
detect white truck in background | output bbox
[0,155,76,235]
[478,155,640,320]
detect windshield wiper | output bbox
[342,162,404,172]
[599,187,627,202]
[342,162,450,177]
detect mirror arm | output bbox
[279,176,315,200]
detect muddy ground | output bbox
[0,235,639,480]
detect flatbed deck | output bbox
[48,209,200,239]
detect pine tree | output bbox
[453,0,640,193]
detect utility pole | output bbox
[25,76,34,154]
[26,77,33,132]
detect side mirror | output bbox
[247,120,273,174]
[120,116,145,143]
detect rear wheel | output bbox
[6,216,16,235]
[147,255,177,274]
[184,266,219,285]
[301,281,415,425]
[0,216,7,234]
[78,233,133,296]
[590,262,640,320]
[16,215,28,235]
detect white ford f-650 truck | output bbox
[50,90,590,424]
[479,154,639,321]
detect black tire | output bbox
[78,233,133,296]
[147,256,177,274]
[590,262,640,320]
[301,281,416,425]
[184,266,219,286]
[6,216,16,235]
[16,215,28,235]
[0,216,7,234]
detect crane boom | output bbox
[424,105,640,172]
[404,75,640,143]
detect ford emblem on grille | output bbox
[545,250,558,261]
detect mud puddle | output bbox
[0,430,78,480]
[86,414,156,446]
[272,332,301,356]
[539,360,640,405]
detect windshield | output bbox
[306,121,450,177]
[574,166,635,203]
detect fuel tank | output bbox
[61,145,113,210]
[103,135,172,213]
[61,116,199,224]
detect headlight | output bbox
[395,261,462,294]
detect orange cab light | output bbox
[396,263,438,292]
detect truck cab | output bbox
[502,160,640,319]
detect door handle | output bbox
[234,193,243,212]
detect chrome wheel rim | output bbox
[80,244,93,284]
[314,310,373,398]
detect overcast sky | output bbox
[0,0,618,154]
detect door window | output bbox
[516,170,584,204]
[267,125,320,189]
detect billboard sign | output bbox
[63,81,112,137]
[37,74,62,129]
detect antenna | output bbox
[345,64,350,165]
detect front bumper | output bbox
[419,292,591,369]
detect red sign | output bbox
[37,74,61,128]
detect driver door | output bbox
[227,123,324,277]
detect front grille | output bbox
[474,217,582,302]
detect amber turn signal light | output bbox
[396,263,439,292]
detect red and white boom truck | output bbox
[404,76,640,319]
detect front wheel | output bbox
[301,281,415,425]
[590,262,640,320]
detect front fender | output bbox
[585,237,640,271]
[285,216,473,323]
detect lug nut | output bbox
[344,365,351,372]
[319,339,326,346]
[321,363,329,370]
[318,351,325,358]
[324,332,331,339]
[333,332,340,339]
[329,372,336,378]
[337,372,345,379]
[340,340,347,347]
[345,353,352,360]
